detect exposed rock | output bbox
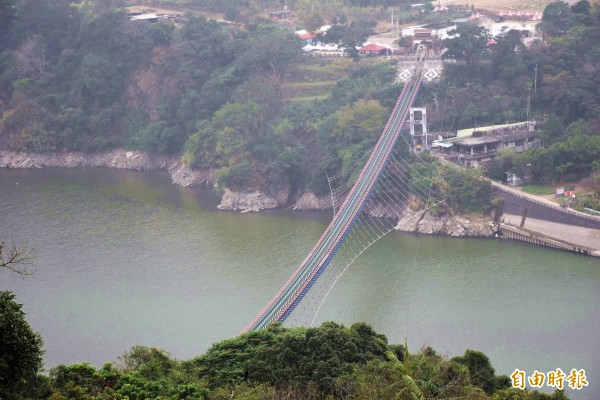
[0,150,498,238]
[217,188,279,213]
[0,150,215,187]
[272,188,292,205]
[292,190,332,210]
[396,210,425,232]
[395,210,495,237]
[169,162,216,187]
[365,200,405,219]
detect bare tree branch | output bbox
[0,241,37,277]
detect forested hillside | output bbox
[1,0,598,200]
[0,0,404,195]
[434,1,600,184]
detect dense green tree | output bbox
[78,53,122,107]
[118,346,176,381]
[49,363,109,399]
[185,327,280,388]
[571,0,591,14]
[5,320,566,400]
[489,33,526,86]
[8,0,76,60]
[0,0,17,52]
[321,19,376,61]
[443,23,488,71]
[538,113,565,145]
[434,165,493,213]
[312,99,387,192]
[224,6,240,22]
[540,1,572,35]
[0,291,44,399]
[303,10,324,32]
[236,24,302,78]
[453,349,509,394]
[246,322,389,393]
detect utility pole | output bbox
[534,63,538,93]
[527,86,531,121]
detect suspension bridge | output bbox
[242,56,427,333]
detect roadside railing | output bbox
[493,182,600,224]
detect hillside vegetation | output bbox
[1,0,599,205]
[0,290,570,400]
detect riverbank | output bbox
[0,149,496,238]
[0,149,215,188]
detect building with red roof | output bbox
[358,43,388,56]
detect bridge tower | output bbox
[409,107,428,152]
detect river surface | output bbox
[1,168,598,398]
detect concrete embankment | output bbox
[493,183,600,257]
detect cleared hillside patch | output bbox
[282,58,355,102]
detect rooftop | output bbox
[131,13,158,21]
[457,121,531,138]
[359,43,388,51]
[453,135,504,147]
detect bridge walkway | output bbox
[242,57,426,332]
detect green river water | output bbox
[0,168,598,398]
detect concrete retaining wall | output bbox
[494,186,600,230]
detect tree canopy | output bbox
[8,320,568,400]
[0,291,45,399]
[2,0,599,201]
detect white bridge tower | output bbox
[409,107,428,152]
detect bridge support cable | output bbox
[287,148,445,327]
[243,61,427,333]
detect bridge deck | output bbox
[242,59,426,333]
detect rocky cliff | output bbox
[217,189,279,213]
[292,190,332,211]
[395,210,497,237]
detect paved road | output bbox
[502,213,600,254]
[495,182,600,256]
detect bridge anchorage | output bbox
[243,57,428,333]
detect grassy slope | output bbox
[282,58,354,102]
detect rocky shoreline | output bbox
[396,209,496,237]
[0,150,496,237]
[0,149,215,187]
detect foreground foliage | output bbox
[0,292,570,400]
[38,322,571,399]
[0,291,45,399]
